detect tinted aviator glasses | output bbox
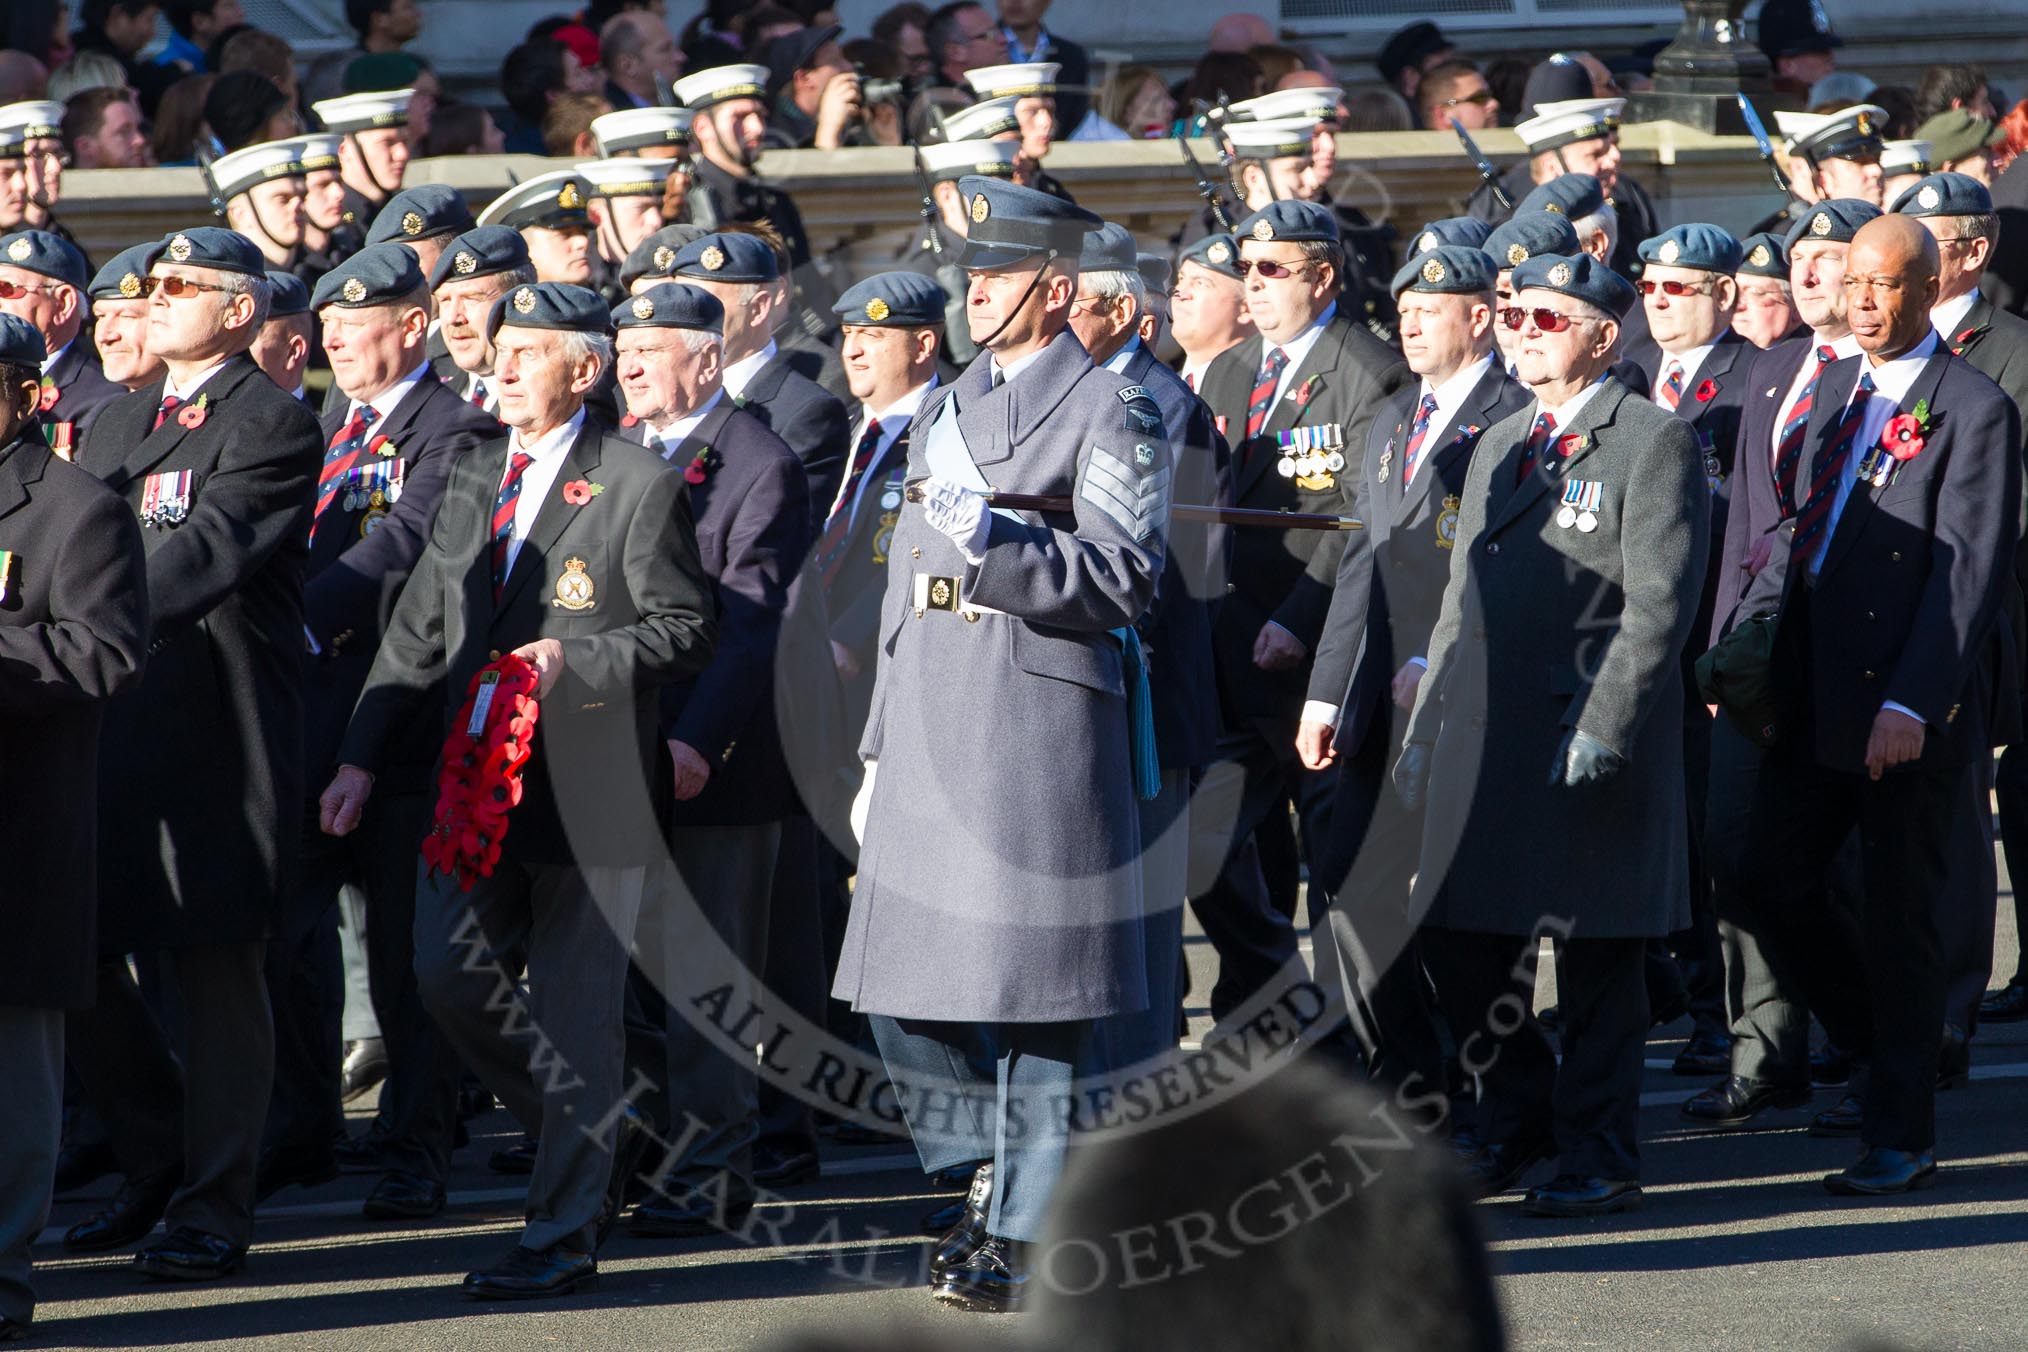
[140,275,238,299]
[1636,278,1714,297]
[0,280,61,300]
[1499,306,1582,332]
[1236,259,1309,279]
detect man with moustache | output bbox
[360,183,476,385]
[1169,232,1251,394]
[429,225,538,416]
[0,230,122,459]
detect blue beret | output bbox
[673,232,779,284]
[428,226,530,290]
[0,313,46,367]
[614,282,724,333]
[1233,199,1339,246]
[312,242,425,310]
[1406,216,1494,258]
[1637,223,1743,274]
[486,281,613,340]
[1784,198,1881,248]
[0,229,86,289]
[1517,173,1605,221]
[1890,170,1993,219]
[1180,232,1241,279]
[1735,232,1789,278]
[1511,251,1636,319]
[1391,244,1497,297]
[833,271,947,327]
[146,226,266,278]
[621,224,711,290]
[1483,212,1581,271]
[1079,222,1139,273]
[88,243,157,301]
[366,183,476,246]
[955,176,1104,270]
[1136,252,1173,294]
[265,270,311,317]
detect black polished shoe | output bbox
[752,1143,820,1188]
[929,1163,979,1191]
[62,1168,179,1252]
[488,1135,539,1176]
[1979,980,2028,1023]
[133,1226,246,1281]
[1811,1042,1852,1086]
[334,1127,393,1174]
[363,1170,447,1220]
[928,1162,993,1283]
[254,1142,338,1204]
[461,1242,597,1300]
[1521,1175,1642,1217]
[340,1037,389,1105]
[53,1140,119,1195]
[1681,1075,1812,1129]
[630,1177,756,1238]
[1809,1093,1864,1137]
[1938,1024,1970,1090]
[595,1108,652,1247]
[933,1234,1027,1313]
[1671,1031,1734,1077]
[1466,1133,1553,1196]
[1823,1146,1937,1196]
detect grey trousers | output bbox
[66,942,274,1247]
[0,1008,61,1325]
[630,822,781,1196]
[1106,770,1189,1070]
[411,858,645,1252]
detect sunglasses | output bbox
[1636,278,1714,297]
[1236,259,1310,280]
[0,279,62,300]
[1499,306,1584,332]
[1440,89,1496,108]
[142,275,238,299]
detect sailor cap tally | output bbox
[674,64,770,110]
[1514,97,1625,152]
[963,62,1060,99]
[311,88,415,134]
[918,138,1020,181]
[590,106,695,156]
[207,139,307,202]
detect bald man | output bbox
[1724,215,2021,1196]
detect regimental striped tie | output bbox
[1658,359,1685,411]
[1773,344,1836,517]
[1790,371,1875,571]
[311,404,379,543]
[1399,392,1439,485]
[153,394,180,432]
[1246,347,1288,441]
[813,418,883,587]
[1515,411,1556,486]
[491,450,535,599]
[468,376,488,410]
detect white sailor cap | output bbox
[964,62,1059,99]
[296,132,343,172]
[475,170,593,230]
[574,157,677,199]
[1514,97,1625,152]
[312,88,414,134]
[918,138,1020,182]
[1773,103,1886,162]
[937,96,1022,143]
[1879,139,1934,177]
[208,138,307,201]
[1224,116,1320,161]
[591,106,694,156]
[673,64,770,110]
[0,101,65,156]
[1227,86,1343,124]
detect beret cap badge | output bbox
[631,295,654,320]
[119,272,142,298]
[1507,243,1529,265]
[5,239,27,262]
[512,286,537,313]
[699,244,726,272]
[1421,257,1446,284]
[1251,219,1275,241]
[453,250,477,275]
[1811,212,1832,236]
[1749,243,1772,267]
[1548,261,1572,286]
[1207,241,1231,264]
[652,245,675,270]
[342,276,367,302]
[1659,239,1680,263]
[169,234,193,262]
[970,194,990,224]
[401,211,425,237]
[1418,231,1438,253]
[1918,184,1941,210]
[864,296,890,322]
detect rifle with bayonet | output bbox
[903,481,1361,532]
[1453,123,1512,211]
[1735,93,1798,197]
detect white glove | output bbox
[850,759,878,846]
[919,477,991,563]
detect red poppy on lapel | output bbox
[1694,378,1718,403]
[620,412,639,428]
[1555,433,1584,458]
[561,477,605,504]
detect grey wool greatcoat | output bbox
[1405,377,1709,939]
[833,330,1173,1024]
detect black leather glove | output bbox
[1552,729,1623,788]
[1392,743,1433,812]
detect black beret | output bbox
[0,229,87,289]
[0,313,46,367]
[1784,198,1882,249]
[428,226,531,290]
[265,270,311,317]
[1179,232,1241,279]
[145,227,268,278]
[1391,244,1497,297]
[1889,170,1994,219]
[621,224,712,291]
[1510,251,1636,319]
[954,175,1104,270]
[672,232,779,284]
[312,242,425,310]
[1483,212,1582,271]
[1234,199,1339,246]
[367,184,476,246]
[1517,173,1605,221]
[832,272,947,328]
[486,282,613,340]
[1078,222,1138,273]
[88,243,157,301]
[613,282,724,333]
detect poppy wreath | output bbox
[420,653,543,890]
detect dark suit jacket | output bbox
[304,375,501,790]
[1197,310,1411,731]
[42,336,125,455]
[1308,362,1530,759]
[826,413,913,673]
[1946,291,2028,418]
[1711,336,1817,644]
[1988,158,2028,319]
[1117,340,1229,771]
[737,351,849,535]
[340,412,717,866]
[84,354,322,951]
[631,401,812,825]
[1743,346,2023,773]
[0,433,148,1008]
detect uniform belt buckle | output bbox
[913,573,961,617]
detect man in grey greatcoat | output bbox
[1395,250,1709,1217]
[832,175,1173,1315]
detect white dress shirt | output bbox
[1771,331,1862,472]
[347,360,432,429]
[834,377,934,527]
[1651,338,1718,410]
[1533,372,1610,430]
[39,338,71,376]
[1930,288,1981,344]
[1259,301,1337,413]
[989,344,1050,386]
[721,339,778,402]
[162,358,233,404]
[644,387,725,459]
[1179,359,1211,392]
[500,406,586,578]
